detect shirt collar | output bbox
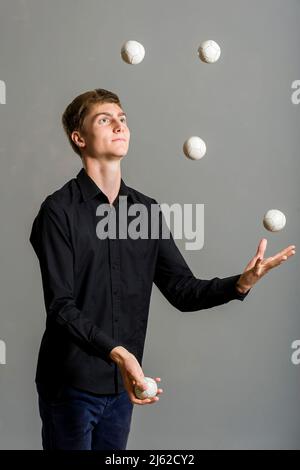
[76,167,135,203]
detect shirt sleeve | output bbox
[152,199,250,312]
[29,198,120,365]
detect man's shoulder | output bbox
[40,174,79,211]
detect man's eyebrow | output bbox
[92,111,127,121]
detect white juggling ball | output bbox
[121,40,145,65]
[134,377,158,399]
[183,136,207,160]
[263,209,286,232]
[198,40,221,64]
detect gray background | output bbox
[0,0,299,449]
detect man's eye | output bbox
[98,117,127,124]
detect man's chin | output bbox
[114,152,127,159]
[112,153,126,159]
[94,151,128,159]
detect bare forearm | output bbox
[235,278,251,294]
[109,346,132,365]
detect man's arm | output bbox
[152,199,250,312]
[109,346,132,364]
[29,198,122,366]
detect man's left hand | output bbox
[236,238,296,294]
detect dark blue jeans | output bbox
[36,383,134,450]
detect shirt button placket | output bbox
[108,211,121,341]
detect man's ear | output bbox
[71,130,86,149]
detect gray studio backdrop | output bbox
[0,0,299,450]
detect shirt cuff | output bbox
[92,330,121,366]
[221,274,251,301]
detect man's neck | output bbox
[82,157,122,205]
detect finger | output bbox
[278,248,296,263]
[148,396,159,403]
[254,257,262,272]
[265,249,296,269]
[280,248,296,260]
[285,245,296,255]
[270,246,296,265]
[155,377,161,382]
[245,249,265,272]
[256,238,267,258]
[275,245,296,258]
[130,382,162,405]
[133,396,160,406]
[244,256,260,272]
[134,379,147,391]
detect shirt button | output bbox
[113,289,118,295]
[114,318,118,323]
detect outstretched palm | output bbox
[236,238,296,293]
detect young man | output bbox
[29,88,296,450]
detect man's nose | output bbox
[114,121,125,132]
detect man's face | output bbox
[72,102,130,159]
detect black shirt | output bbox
[29,167,250,397]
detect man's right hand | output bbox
[109,346,163,405]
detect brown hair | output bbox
[61,88,123,157]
